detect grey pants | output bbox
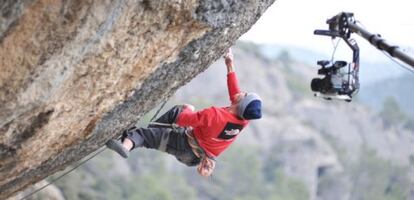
[122,105,201,167]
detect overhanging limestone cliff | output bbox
[0,0,275,198]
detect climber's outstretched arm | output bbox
[224,48,235,73]
[224,48,242,104]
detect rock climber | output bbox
[106,48,262,177]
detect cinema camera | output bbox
[312,12,360,102]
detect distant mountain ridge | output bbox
[250,42,407,84]
[359,73,414,119]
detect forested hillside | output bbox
[359,74,414,120]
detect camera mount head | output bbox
[310,12,414,102]
[311,12,360,102]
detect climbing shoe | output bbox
[106,139,129,158]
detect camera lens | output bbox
[311,78,322,92]
[311,77,335,93]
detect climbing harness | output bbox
[148,121,204,157]
[147,121,215,177]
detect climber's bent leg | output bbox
[149,105,184,126]
[122,127,165,150]
[122,126,200,166]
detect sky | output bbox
[240,0,414,64]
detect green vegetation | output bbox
[284,68,310,97]
[380,96,414,130]
[264,143,310,200]
[51,150,196,200]
[380,96,407,126]
[277,50,293,68]
[268,171,309,200]
[285,74,309,96]
[316,127,411,200]
[45,144,311,200]
[317,135,411,200]
[275,50,309,97]
[348,147,410,200]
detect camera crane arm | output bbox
[319,12,414,68]
[310,12,414,102]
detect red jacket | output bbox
[176,72,249,157]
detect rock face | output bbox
[0,0,275,198]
